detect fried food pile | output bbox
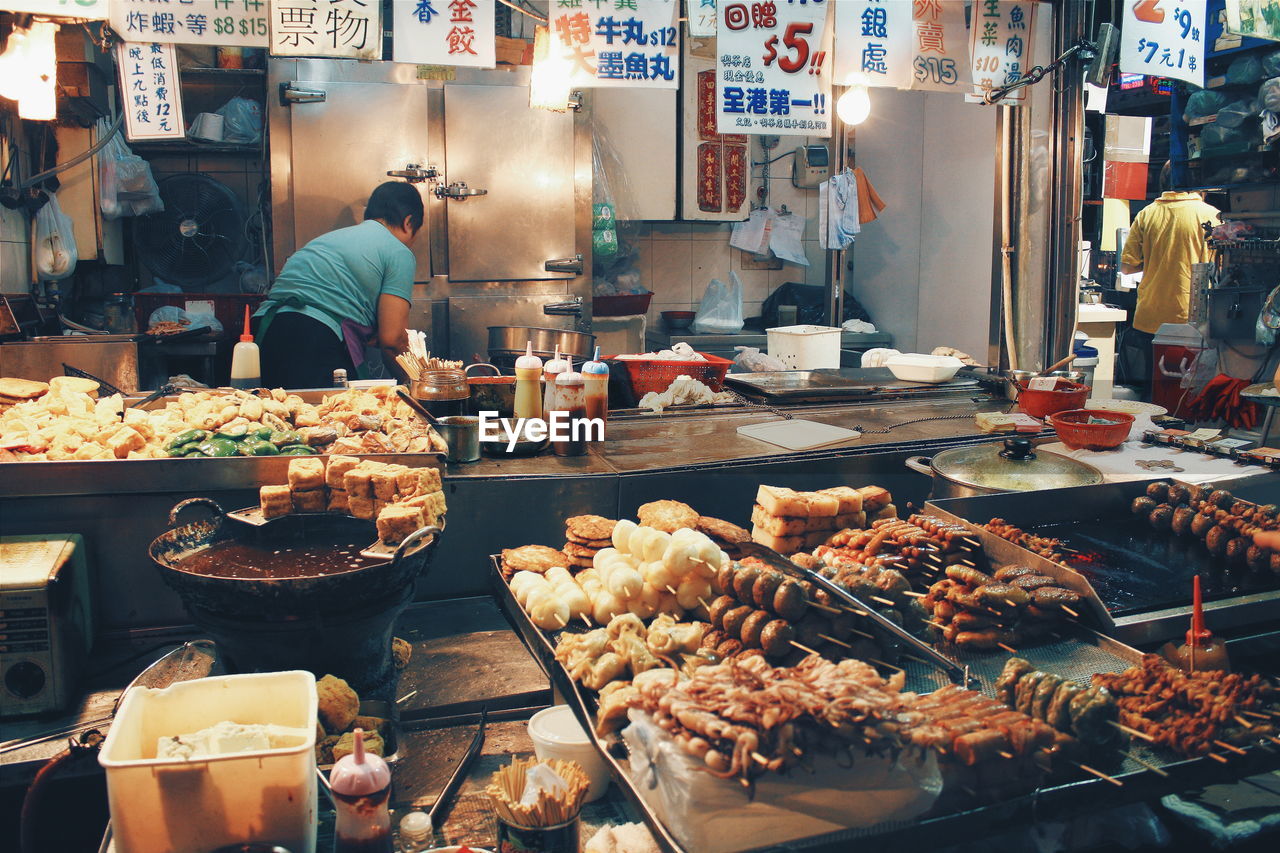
[314,674,390,764]
[983,518,1070,564]
[995,658,1118,747]
[0,383,445,462]
[751,485,895,555]
[922,564,1082,650]
[1092,654,1279,757]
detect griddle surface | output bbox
[1029,517,1278,616]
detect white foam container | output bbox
[884,353,964,383]
[765,325,842,369]
[99,670,318,853]
[527,704,611,802]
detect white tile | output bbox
[690,240,732,286]
[630,238,654,293]
[803,241,828,285]
[734,266,773,303]
[650,222,692,240]
[742,300,765,322]
[649,240,693,302]
[688,222,730,241]
[0,240,30,294]
[0,205,27,243]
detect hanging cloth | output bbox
[853,166,886,224]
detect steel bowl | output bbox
[487,326,595,369]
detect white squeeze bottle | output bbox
[542,344,569,416]
[230,305,261,390]
[514,341,543,421]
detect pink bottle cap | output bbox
[329,729,391,796]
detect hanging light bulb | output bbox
[0,20,60,121]
[836,73,871,126]
[0,26,33,101]
[529,24,573,111]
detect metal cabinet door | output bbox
[442,84,575,282]
[287,81,432,280]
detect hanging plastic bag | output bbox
[692,272,744,335]
[215,97,263,143]
[733,346,787,373]
[98,122,163,218]
[34,193,78,281]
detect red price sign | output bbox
[763,22,813,73]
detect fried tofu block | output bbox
[333,730,384,761]
[327,489,350,514]
[292,488,326,513]
[348,493,376,521]
[417,467,442,493]
[750,504,807,536]
[750,526,805,555]
[325,455,361,490]
[316,674,359,733]
[801,492,841,518]
[872,503,898,521]
[260,485,293,519]
[856,486,893,513]
[343,464,377,499]
[755,485,806,518]
[835,510,867,530]
[818,486,863,515]
[371,466,403,502]
[372,499,388,519]
[377,505,425,544]
[803,514,838,533]
[107,425,145,459]
[287,456,326,492]
[424,491,446,516]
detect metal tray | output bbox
[489,558,1280,852]
[926,480,1280,645]
[225,505,442,561]
[725,368,980,403]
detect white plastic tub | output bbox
[527,704,611,802]
[766,325,842,369]
[884,353,964,383]
[99,670,318,853]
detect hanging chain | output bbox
[725,388,794,420]
[853,413,975,435]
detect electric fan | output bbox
[134,173,247,289]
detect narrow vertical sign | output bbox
[834,0,914,90]
[116,41,186,142]
[969,1,1037,101]
[393,0,496,67]
[716,0,834,137]
[1120,0,1206,87]
[909,0,970,93]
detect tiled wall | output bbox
[0,205,29,295]
[629,173,826,330]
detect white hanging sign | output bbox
[392,0,496,67]
[116,41,186,141]
[1120,0,1206,87]
[833,0,914,89]
[2,0,108,20]
[545,0,680,88]
[110,1,270,48]
[688,0,717,37]
[715,0,833,137]
[968,1,1037,101]
[269,0,382,59]
[908,0,970,93]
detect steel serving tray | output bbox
[488,558,1280,852]
[725,368,981,403]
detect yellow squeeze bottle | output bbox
[514,342,543,421]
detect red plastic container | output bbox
[615,352,733,396]
[1049,409,1135,451]
[592,293,653,317]
[1017,379,1090,420]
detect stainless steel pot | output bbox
[904,437,1105,498]
[487,326,595,371]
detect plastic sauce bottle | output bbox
[1163,574,1231,673]
[230,305,261,390]
[552,360,587,457]
[514,342,543,422]
[397,811,432,852]
[542,345,569,417]
[582,345,609,432]
[330,729,394,853]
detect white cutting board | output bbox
[736,419,861,451]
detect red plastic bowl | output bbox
[1017,380,1090,420]
[1049,408,1135,451]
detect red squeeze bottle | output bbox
[1169,575,1230,673]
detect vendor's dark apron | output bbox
[256,296,377,379]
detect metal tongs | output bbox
[735,541,972,685]
[428,706,488,830]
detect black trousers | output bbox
[257,311,354,389]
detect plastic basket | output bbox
[615,352,734,396]
[766,324,842,369]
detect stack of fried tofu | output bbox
[259,455,446,545]
[750,484,895,554]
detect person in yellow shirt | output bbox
[1119,190,1219,390]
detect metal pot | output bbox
[487,326,595,371]
[904,437,1105,498]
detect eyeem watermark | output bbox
[477,411,604,451]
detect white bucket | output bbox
[766,325,842,369]
[99,670,318,853]
[527,705,611,802]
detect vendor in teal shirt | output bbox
[255,182,423,388]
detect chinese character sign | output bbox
[909,0,970,92]
[4,0,107,19]
[716,0,834,137]
[689,0,717,37]
[834,0,913,89]
[115,41,185,141]
[545,0,680,89]
[111,1,270,49]
[1121,0,1206,87]
[969,1,1037,101]
[393,0,496,67]
[269,0,382,59]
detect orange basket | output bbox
[614,352,734,396]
